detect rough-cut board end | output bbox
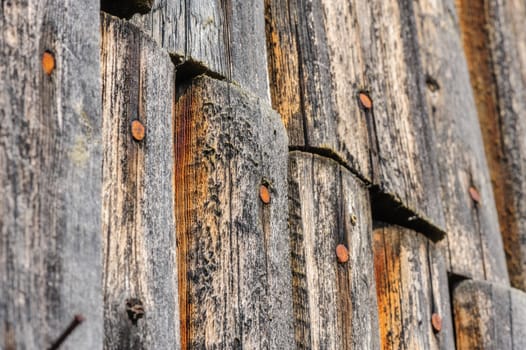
[371,187,446,242]
[173,54,226,89]
[101,0,153,19]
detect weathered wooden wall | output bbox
[1,1,103,348]
[1,0,526,349]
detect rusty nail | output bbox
[359,92,372,110]
[431,313,442,332]
[48,314,85,350]
[131,120,145,142]
[260,184,271,204]
[469,186,481,204]
[336,244,349,263]
[42,51,55,76]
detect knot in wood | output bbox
[126,298,145,325]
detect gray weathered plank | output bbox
[128,0,270,101]
[265,0,446,238]
[373,225,455,350]
[412,0,509,283]
[174,75,294,349]
[454,279,526,349]
[0,1,102,348]
[288,151,380,349]
[101,13,180,349]
[455,0,526,291]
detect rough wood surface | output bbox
[373,224,455,350]
[455,0,526,291]
[174,75,294,349]
[101,14,180,349]
[454,279,526,349]
[288,151,380,349]
[0,1,102,348]
[265,0,446,238]
[128,0,270,101]
[411,0,509,284]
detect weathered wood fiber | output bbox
[0,1,102,349]
[101,14,180,349]
[265,0,446,238]
[411,0,509,284]
[373,224,455,350]
[128,0,270,101]
[455,0,526,291]
[174,75,294,349]
[454,279,526,349]
[288,151,380,349]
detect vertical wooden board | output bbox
[129,0,270,100]
[265,0,371,179]
[412,0,509,283]
[265,0,445,237]
[101,14,180,349]
[455,0,526,291]
[174,75,294,349]
[354,0,446,236]
[452,280,526,349]
[0,1,102,349]
[288,151,380,349]
[373,225,455,350]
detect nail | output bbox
[42,51,55,76]
[131,120,145,142]
[469,186,481,204]
[359,92,372,110]
[48,314,85,350]
[336,244,349,263]
[431,313,442,332]
[259,184,271,204]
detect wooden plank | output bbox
[128,0,270,100]
[0,1,102,348]
[453,280,526,349]
[411,0,509,283]
[265,0,446,238]
[373,225,455,350]
[174,75,294,349]
[455,0,526,290]
[101,14,180,349]
[288,151,380,349]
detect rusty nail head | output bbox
[260,184,271,204]
[42,51,55,75]
[431,313,442,332]
[359,92,372,109]
[131,120,145,141]
[469,186,481,204]
[336,244,349,263]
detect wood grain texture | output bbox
[454,279,526,349]
[0,1,102,349]
[174,75,294,349]
[411,0,509,284]
[129,0,270,101]
[101,14,180,349]
[265,0,446,238]
[455,0,526,291]
[288,151,380,349]
[373,225,455,350]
